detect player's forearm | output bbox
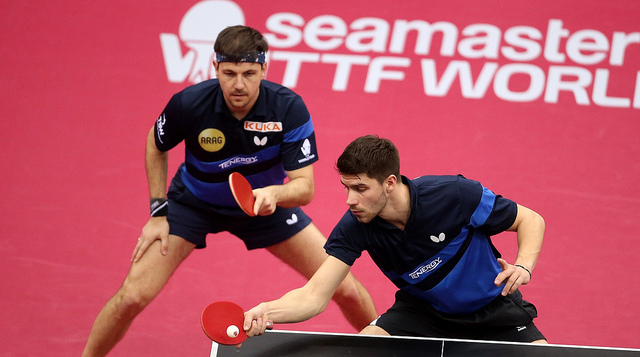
[260,287,329,324]
[271,176,314,208]
[268,165,316,208]
[514,206,545,272]
[145,127,169,199]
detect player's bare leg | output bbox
[359,325,390,335]
[266,224,378,331]
[82,235,196,357]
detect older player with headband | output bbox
[82,25,378,357]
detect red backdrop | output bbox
[1,0,639,355]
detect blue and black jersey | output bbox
[154,79,318,207]
[325,175,517,315]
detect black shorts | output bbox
[166,170,312,250]
[373,290,545,342]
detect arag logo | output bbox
[198,128,226,152]
[160,0,245,84]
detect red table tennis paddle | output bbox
[201,301,247,345]
[201,301,273,345]
[229,172,256,217]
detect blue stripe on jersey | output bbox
[403,231,503,314]
[180,164,287,206]
[470,186,495,228]
[180,165,235,206]
[184,145,281,176]
[383,227,470,284]
[283,117,314,143]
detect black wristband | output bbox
[150,198,168,217]
[515,264,532,279]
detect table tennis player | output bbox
[245,135,547,343]
[82,26,377,356]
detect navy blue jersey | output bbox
[325,175,517,315]
[154,79,318,206]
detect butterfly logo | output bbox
[254,136,267,146]
[430,232,445,243]
[286,214,298,225]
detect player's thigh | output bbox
[123,234,196,297]
[360,325,390,336]
[265,223,328,279]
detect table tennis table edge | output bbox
[210,329,640,356]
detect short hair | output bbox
[214,25,269,61]
[336,135,401,184]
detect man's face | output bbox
[214,61,266,118]
[340,173,388,223]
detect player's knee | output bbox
[332,274,364,306]
[359,325,389,336]
[115,282,157,315]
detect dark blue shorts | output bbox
[166,171,312,250]
[374,290,545,342]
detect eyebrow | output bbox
[341,181,368,190]
[222,68,257,74]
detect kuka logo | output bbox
[244,121,283,133]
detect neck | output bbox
[231,111,247,120]
[379,180,411,230]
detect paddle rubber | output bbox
[201,301,247,345]
[229,172,256,217]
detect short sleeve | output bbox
[324,211,364,266]
[154,92,186,152]
[279,97,319,171]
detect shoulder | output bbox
[260,80,305,107]
[410,174,467,191]
[261,79,298,96]
[413,174,482,190]
[408,175,484,212]
[177,79,220,105]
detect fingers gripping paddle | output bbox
[229,172,256,217]
[201,301,247,345]
[201,301,273,345]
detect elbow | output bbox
[315,299,330,316]
[535,211,546,234]
[300,189,314,206]
[297,179,315,206]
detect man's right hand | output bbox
[243,304,271,338]
[131,216,170,262]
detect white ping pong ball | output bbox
[227,325,239,338]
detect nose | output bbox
[233,75,244,89]
[345,190,358,206]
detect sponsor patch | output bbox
[244,121,282,133]
[198,128,225,152]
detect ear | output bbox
[212,61,220,76]
[260,62,268,79]
[385,174,397,193]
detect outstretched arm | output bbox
[243,256,351,336]
[494,204,545,295]
[252,165,315,215]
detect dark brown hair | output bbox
[336,135,400,184]
[214,25,268,61]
